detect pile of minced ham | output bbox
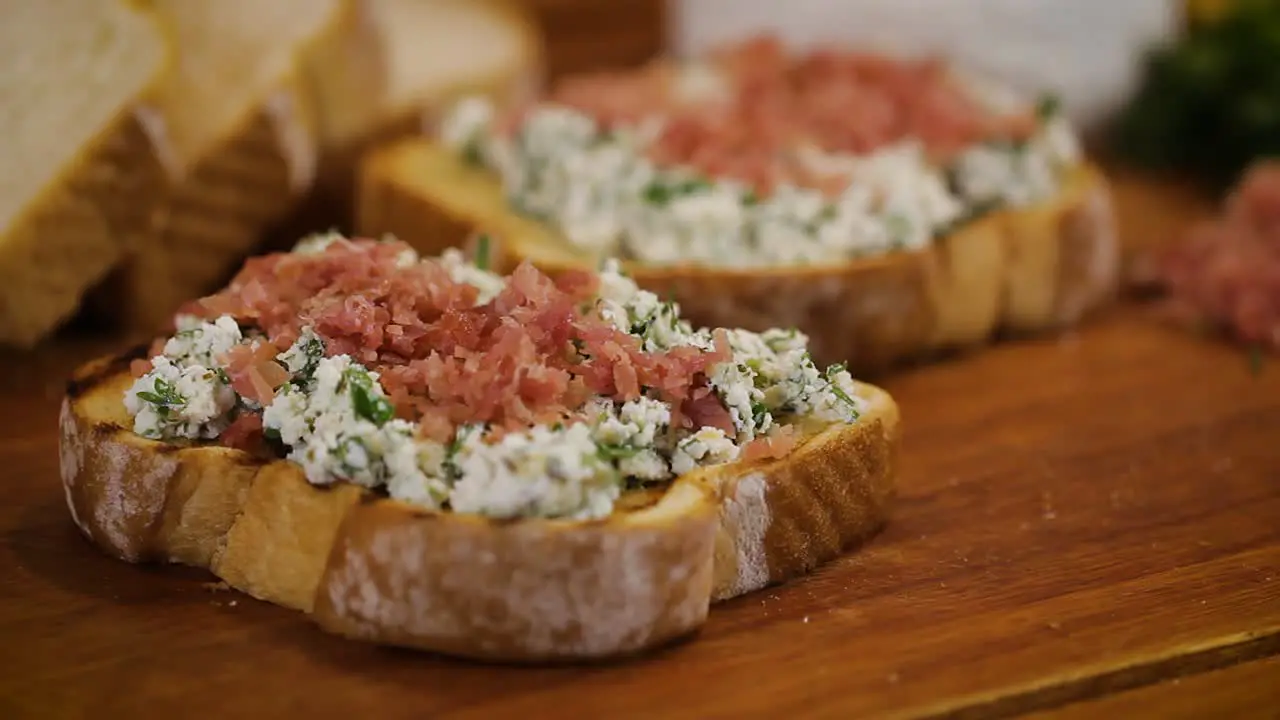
[547,33,1041,195]
[124,235,864,520]
[1160,160,1280,352]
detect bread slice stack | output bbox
[90,0,345,333]
[0,0,167,347]
[2,0,542,346]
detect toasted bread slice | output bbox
[0,0,167,347]
[356,140,1118,372]
[88,0,344,333]
[59,350,898,661]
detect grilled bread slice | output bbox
[356,140,1118,373]
[0,0,167,348]
[59,349,898,661]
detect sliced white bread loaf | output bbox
[0,0,167,348]
[91,0,345,333]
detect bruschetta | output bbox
[59,232,900,661]
[357,35,1119,373]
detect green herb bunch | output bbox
[1113,0,1280,193]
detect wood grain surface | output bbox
[2,308,1279,717]
[2,173,1278,717]
[1028,655,1280,720]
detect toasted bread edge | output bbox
[354,140,1118,372]
[59,353,897,660]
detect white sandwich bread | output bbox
[0,0,167,347]
[90,0,345,334]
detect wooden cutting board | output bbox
[0,178,1276,717]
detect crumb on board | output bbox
[202,581,231,593]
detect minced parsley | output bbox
[344,366,394,425]
[135,377,185,418]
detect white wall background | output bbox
[672,0,1180,129]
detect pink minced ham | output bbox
[1161,161,1280,351]
[219,342,290,407]
[220,413,265,452]
[182,239,732,441]
[543,33,1036,196]
[741,424,799,462]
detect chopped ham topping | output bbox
[219,342,290,407]
[741,424,800,462]
[1161,160,1280,351]
[220,413,265,452]
[182,239,733,439]
[542,33,1037,195]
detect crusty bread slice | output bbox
[300,0,542,210]
[356,140,1119,373]
[60,349,898,661]
[89,0,343,334]
[0,0,167,347]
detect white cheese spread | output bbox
[440,80,1084,267]
[123,247,866,521]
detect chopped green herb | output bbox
[597,443,641,462]
[1035,93,1062,121]
[284,333,325,386]
[742,189,759,206]
[443,424,480,480]
[462,140,484,165]
[643,182,673,205]
[824,363,861,418]
[344,367,394,425]
[751,400,771,429]
[136,377,185,418]
[642,178,711,205]
[474,233,493,271]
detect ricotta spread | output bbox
[440,64,1084,268]
[123,236,865,520]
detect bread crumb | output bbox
[202,581,231,593]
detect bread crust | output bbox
[59,351,899,661]
[0,112,166,348]
[355,141,1118,372]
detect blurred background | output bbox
[4,0,1278,350]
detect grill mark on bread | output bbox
[65,344,148,399]
[89,422,128,437]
